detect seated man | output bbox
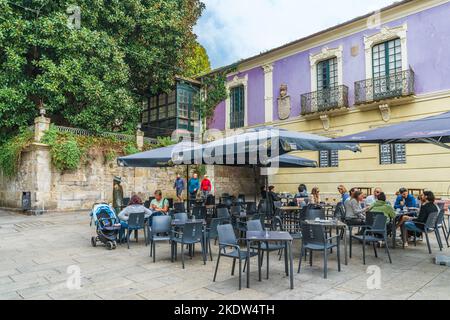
[394,188,417,210]
[368,192,395,222]
[150,190,170,215]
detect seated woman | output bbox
[344,191,370,230]
[118,195,153,241]
[150,190,170,215]
[399,191,437,247]
[309,187,321,205]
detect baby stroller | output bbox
[90,203,121,250]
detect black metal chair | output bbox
[217,207,231,222]
[148,215,172,262]
[171,221,206,269]
[302,205,325,221]
[174,212,188,222]
[246,202,257,215]
[124,212,146,249]
[192,206,207,220]
[213,224,258,290]
[173,202,186,213]
[351,214,392,265]
[298,223,341,279]
[205,217,226,261]
[247,220,285,279]
[436,209,449,248]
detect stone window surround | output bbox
[309,45,344,92]
[225,74,248,130]
[262,64,274,123]
[364,22,408,79]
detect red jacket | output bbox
[200,179,212,191]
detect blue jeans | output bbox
[119,221,128,241]
[404,221,423,233]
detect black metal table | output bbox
[245,231,294,290]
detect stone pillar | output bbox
[34,115,51,143]
[136,129,144,151]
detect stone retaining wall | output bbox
[0,143,261,212]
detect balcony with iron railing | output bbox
[354,69,415,105]
[301,85,349,116]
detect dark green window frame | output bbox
[230,85,245,129]
[317,57,338,90]
[372,38,402,98]
[380,144,406,165]
[319,150,339,168]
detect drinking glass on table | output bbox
[265,228,270,238]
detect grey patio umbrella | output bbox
[327,111,450,149]
[117,142,317,169]
[117,142,199,168]
[177,126,359,167]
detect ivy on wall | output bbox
[196,66,237,123]
[0,129,34,177]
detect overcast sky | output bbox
[195,0,396,68]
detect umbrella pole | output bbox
[253,165,257,203]
[186,164,190,214]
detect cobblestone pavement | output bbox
[0,209,449,300]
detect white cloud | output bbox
[195,0,395,68]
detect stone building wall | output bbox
[0,142,261,212]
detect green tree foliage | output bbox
[0,0,205,143]
[184,43,211,77]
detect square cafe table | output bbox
[245,231,294,290]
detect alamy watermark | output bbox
[366,265,382,290]
[66,265,81,290]
[67,5,81,30]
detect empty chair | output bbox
[173,202,186,213]
[351,214,392,265]
[298,223,341,279]
[123,212,146,249]
[174,212,188,222]
[302,206,325,221]
[192,206,207,220]
[205,218,226,261]
[217,207,230,220]
[171,221,206,269]
[148,216,172,262]
[230,205,242,216]
[205,195,215,206]
[247,220,285,279]
[246,202,257,215]
[213,224,258,290]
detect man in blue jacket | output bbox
[188,173,200,205]
[394,188,417,210]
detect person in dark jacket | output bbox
[401,191,438,246]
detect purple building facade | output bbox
[208,0,450,130]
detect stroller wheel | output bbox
[106,241,114,250]
[112,241,117,250]
[91,237,97,247]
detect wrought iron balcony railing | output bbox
[354,69,415,105]
[301,85,349,115]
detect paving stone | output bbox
[1,210,449,300]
